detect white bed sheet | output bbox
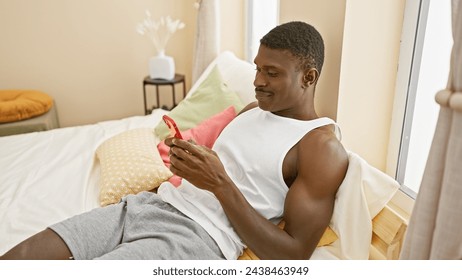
[0,109,168,254]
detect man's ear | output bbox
[303,68,319,87]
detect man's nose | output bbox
[254,72,267,87]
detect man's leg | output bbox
[1,196,129,260]
[0,229,72,260]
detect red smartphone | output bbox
[162,115,183,139]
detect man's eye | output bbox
[255,67,277,77]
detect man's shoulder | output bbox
[300,125,344,153]
[237,101,258,115]
[298,125,348,178]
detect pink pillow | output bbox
[157,106,237,186]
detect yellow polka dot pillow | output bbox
[96,128,173,206]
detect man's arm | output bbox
[166,127,348,259]
[281,129,348,257]
[222,128,347,259]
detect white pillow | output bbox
[188,51,256,105]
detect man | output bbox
[0,21,348,260]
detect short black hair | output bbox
[260,21,324,74]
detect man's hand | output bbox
[165,138,232,193]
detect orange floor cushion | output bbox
[0,90,54,123]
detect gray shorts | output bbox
[49,192,225,260]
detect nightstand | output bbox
[142,74,186,115]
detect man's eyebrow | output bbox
[253,63,281,70]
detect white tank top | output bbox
[158,107,339,259]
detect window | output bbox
[245,0,279,62]
[393,0,452,198]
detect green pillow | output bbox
[154,66,245,140]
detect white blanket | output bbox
[311,151,399,259]
[0,109,168,254]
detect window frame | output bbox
[387,0,431,199]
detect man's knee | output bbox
[0,239,32,260]
[0,229,72,260]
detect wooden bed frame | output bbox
[369,205,408,260]
[238,204,408,260]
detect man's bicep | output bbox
[279,129,347,258]
[283,132,348,233]
[282,180,336,255]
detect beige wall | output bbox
[0,0,245,127]
[220,0,245,58]
[337,0,406,171]
[279,0,346,121]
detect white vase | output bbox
[149,51,175,80]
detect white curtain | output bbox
[400,0,462,259]
[191,0,220,84]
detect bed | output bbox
[0,51,406,259]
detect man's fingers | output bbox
[171,138,201,154]
[164,137,176,147]
[169,148,196,177]
[170,145,190,159]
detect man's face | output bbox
[253,45,306,116]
